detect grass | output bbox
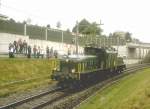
[0,58,58,97]
[78,68,150,109]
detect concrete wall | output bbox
[0,32,149,58]
[29,39,84,55]
[0,33,29,53]
[0,33,84,54]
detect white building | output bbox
[113,43,150,64]
[113,43,150,59]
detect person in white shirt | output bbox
[40,47,44,58]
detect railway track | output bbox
[0,63,149,109]
[48,63,150,109]
[0,86,63,109]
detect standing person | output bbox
[37,46,40,58]
[27,45,31,58]
[50,47,53,58]
[54,50,58,58]
[68,48,71,55]
[40,46,44,58]
[9,43,14,58]
[13,40,17,53]
[18,39,23,53]
[46,46,50,59]
[23,40,28,55]
[33,45,37,58]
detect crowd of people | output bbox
[8,39,58,59]
[9,39,28,58]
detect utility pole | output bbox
[117,37,120,55]
[24,22,27,36]
[75,21,79,55]
[98,20,104,47]
[61,30,64,49]
[61,31,63,44]
[103,37,105,47]
[45,27,47,41]
[99,20,104,35]
[99,38,101,47]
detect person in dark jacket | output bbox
[23,40,28,55]
[13,40,18,53]
[27,45,31,58]
[9,43,14,58]
[46,46,50,58]
[54,50,58,58]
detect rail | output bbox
[0,86,62,109]
[0,63,149,109]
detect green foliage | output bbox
[109,31,132,45]
[0,19,76,44]
[27,24,45,40]
[72,19,90,34]
[125,32,132,42]
[0,19,24,35]
[72,19,102,36]
[66,28,71,33]
[56,21,61,29]
[47,24,51,28]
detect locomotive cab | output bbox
[51,55,98,87]
[51,57,80,82]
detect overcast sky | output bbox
[1,0,150,42]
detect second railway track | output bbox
[0,86,63,109]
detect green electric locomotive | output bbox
[51,46,126,87]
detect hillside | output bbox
[78,68,150,109]
[0,58,59,97]
[0,19,75,44]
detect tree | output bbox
[72,19,102,35]
[56,21,61,29]
[72,19,90,33]
[47,24,51,28]
[66,28,70,33]
[9,18,16,23]
[125,32,132,42]
[109,33,113,37]
[23,21,26,24]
